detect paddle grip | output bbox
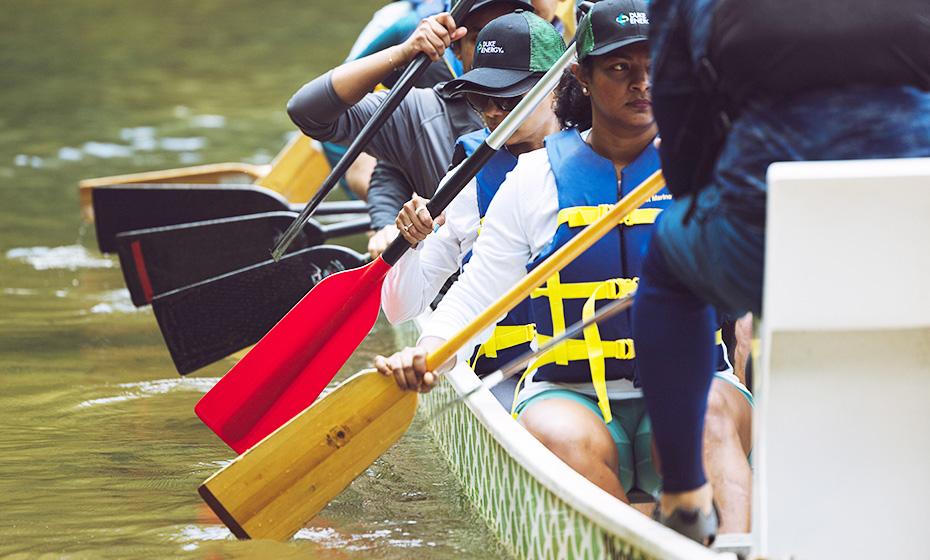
[272,0,478,261]
[381,142,497,266]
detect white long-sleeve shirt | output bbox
[380,169,482,324]
[420,146,559,342]
[419,146,647,403]
[418,139,732,403]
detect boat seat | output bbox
[78,133,330,222]
[756,158,930,559]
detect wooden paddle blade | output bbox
[115,212,323,306]
[92,184,290,253]
[199,370,417,540]
[195,257,391,453]
[152,245,366,374]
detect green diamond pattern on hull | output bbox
[423,378,658,559]
[409,314,724,560]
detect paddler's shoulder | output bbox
[512,145,553,178]
[492,146,553,198]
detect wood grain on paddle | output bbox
[199,370,417,540]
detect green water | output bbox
[0,2,503,557]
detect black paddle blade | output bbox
[114,212,325,307]
[92,184,292,253]
[151,245,367,375]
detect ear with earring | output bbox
[581,86,589,96]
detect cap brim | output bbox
[466,0,534,17]
[442,67,540,97]
[583,35,648,59]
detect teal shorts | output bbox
[514,375,753,499]
[514,390,661,498]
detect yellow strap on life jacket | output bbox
[539,272,569,366]
[527,336,636,369]
[531,277,639,301]
[556,205,662,228]
[582,283,614,422]
[470,324,536,363]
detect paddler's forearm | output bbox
[331,44,414,105]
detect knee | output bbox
[520,407,616,469]
[703,388,739,446]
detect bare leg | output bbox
[519,398,629,502]
[653,379,752,534]
[733,313,754,385]
[702,379,752,533]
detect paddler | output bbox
[631,0,930,544]
[287,0,536,256]
[359,0,579,257]
[374,0,752,531]
[380,10,565,376]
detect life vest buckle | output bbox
[605,277,639,299]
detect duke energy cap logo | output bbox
[477,40,505,54]
[617,11,649,26]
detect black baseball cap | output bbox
[442,11,567,97]
[454,0,535,19]
[576,0,649,62]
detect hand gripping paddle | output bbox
[270,0,478,260]
[195,45,578,453]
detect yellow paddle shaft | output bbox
[425,170,666,371]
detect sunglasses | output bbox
[464,92,525,114]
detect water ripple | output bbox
[76,377,219,409]
[6,245,114,271]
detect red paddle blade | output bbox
[195,257,391,453]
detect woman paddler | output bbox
[380,10,566,375]
[374,0,753,533]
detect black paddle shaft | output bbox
[381,142,497,266]
[377,41,580,267]
[272,0,478,260]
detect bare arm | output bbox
[331,13,465,105]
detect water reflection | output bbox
[0,0,506,557]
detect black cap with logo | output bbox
[442,10,566,97]
[576,0,649,62]
[454,0,534,19]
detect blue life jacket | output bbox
[455,128,536,375]
[524,128,728,421]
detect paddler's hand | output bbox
[374,336,450,393]
[399,13,467,63]
[396,194,444,246]
[368,225,399,259]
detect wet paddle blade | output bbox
[92,183,365,253]
[114,212,369,307]
[195,257,391,453]
[115,212,323,306]
[153,245,366,374]
[199,370,417,540]
[91,184,291,253]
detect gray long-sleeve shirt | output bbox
[367,160,414,230]
[287,71,483,206]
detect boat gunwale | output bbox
[433,358,728,560]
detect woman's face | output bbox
[577,42,654,133]
[473,91,556,146]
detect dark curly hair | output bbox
[554,60,593,130]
